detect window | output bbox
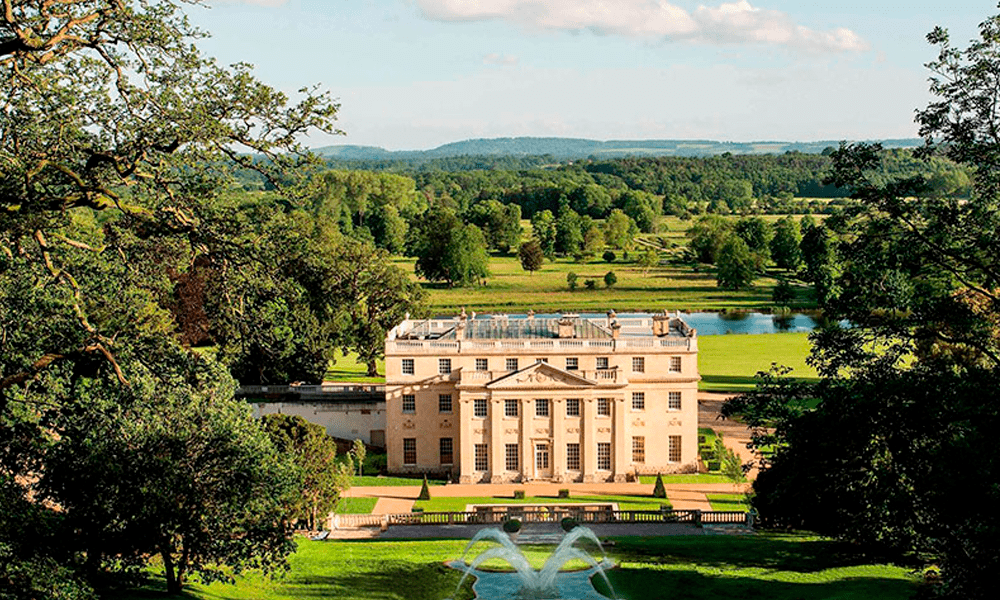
[402,394,416,414]
[668,391,682,411]
[474,398,488,418]
[504,399,518,418]
[566,398,581,417]
[535,398,550,417]
[505,358,519,371]
[536,357,548,363]
[632,357,645,372]
[505,444,519,471]
[440,438,453,465]
[475,358,489,371]
[403,438,416,465]
[596,357,609,370]
[438,394,453,413]
[632,436,645,464]
[474,444,488,471]
[565,357,578,371]
[402,358,414,375]
[632,392,645,411]
[670,356,682,373]
[597,442,611,471]
[597,398,611,417]
[566,443,581,471]
[668,436,682,462]
[438,358,452,374]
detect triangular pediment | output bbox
[486,361,597,389]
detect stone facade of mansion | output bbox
[384,311,699,483]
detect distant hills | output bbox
[312,136,924,161]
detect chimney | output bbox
[557,317,576,339]
[652,311,671,337]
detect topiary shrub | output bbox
[558,489,570,498]
[561,517,579,532]
[417,475,431,501]
[503,518,522,533]
[653,473,666,498]
[513,489,526,500]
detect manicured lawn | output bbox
[413,494,672,512]
[394,254,785,314]
[636,473,736,485]
[350,475,446,487]
[324,349,385,383]
[698,332,818,392]
[706,493,753,512]
[334,497,378,514]
[124,533,918,600]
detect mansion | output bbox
[384,311,700,483]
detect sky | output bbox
[191,1,997,150]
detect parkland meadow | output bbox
[126,534,919,600]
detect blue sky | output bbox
[194,1,995,150]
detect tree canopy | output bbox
[724,10,1000,598]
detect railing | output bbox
[379,508,748,527]
[387,337,694,354]
[238,384,385,397]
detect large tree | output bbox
[724,10,1000,598]
[412,208,490,286]
[1,0,340,595]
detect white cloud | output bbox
[483,53,519,66]
[412,0,868,53]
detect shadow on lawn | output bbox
[599,567,916,600]
[275,562,473,600]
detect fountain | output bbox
[446,526,617,600]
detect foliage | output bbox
[652,474,666,498]
[352,439,367,477]
[772,278,796,307]
[502,518,522,533]
[603,209,638,249]
[566,271,578,291]
[417,476,431,501]
[722,10,1000,598]
[530,209,557,258]
[687,215,733,264]
[637,248,659,273]
[716,235,756,290]
[262,414,352,530]
[412,208,490,286]
[770,217,803,270]
[602,250,617,262]
[0,0,340,595]
[518,239,544,274]
[584,279,597,290]
[604,271,618,288]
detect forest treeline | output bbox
[310,148,970,219]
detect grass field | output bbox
[413,494,673,512]
[126,533,918,600]
[334,497,378,515]
[706,493,753,511]
[698,332,818,392]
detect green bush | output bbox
[561,517,578,532]
[653,473,666,498]
[698,435,706,444]
[604,271,618,288]
[417,476,431,501]
[708,461,721,471]
[602,250,616,262]
[558,489,570,498]
[503,518,522,533]
[584,279,597,290]
[701,450,717,461]
[566,272,578,291]
[513,489,525,500]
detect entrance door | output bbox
[535,443,552,479]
